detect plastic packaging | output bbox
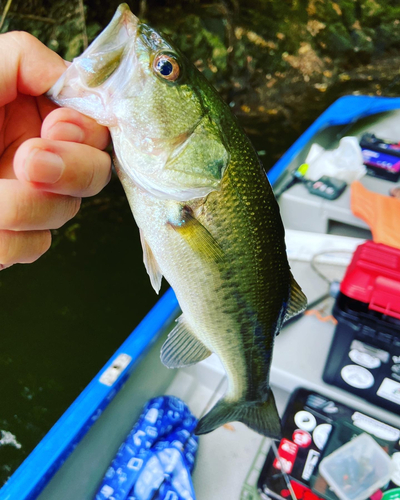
[304,137,366,183]
[319,433,392,500]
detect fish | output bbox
[48,4,307,438]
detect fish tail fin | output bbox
[195,389,281,439]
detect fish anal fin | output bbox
[139,229,163,294]
[195,389,281,439]
[161,316,211,369]
[283,273,307,324]
[168,206,223,262]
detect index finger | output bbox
[0,31,67,107]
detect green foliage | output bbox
[1,0,399,123]
[0,0,101,60]
[325,22,354,54]
[2,0,399,70]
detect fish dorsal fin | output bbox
[168,206,223,262]
[161,315,211,368]
[139,229,163,294]
[283,273,307,324]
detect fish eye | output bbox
[153,53,180,81]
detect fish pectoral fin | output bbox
[139,229,163,294]
[168,206,223,262]
[161,315,211,368]
[195,389,281,439]
[283,273,307,324]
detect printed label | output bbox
[273,439,298,474]
[341,364,375,389]
[352,412,400,441]
[377,378,400,406]
[99,353,132,386]
[302,449,320,481]
[293,429,312,448]
[362,149,400,172]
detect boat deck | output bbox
[4,96,400,500]
[37,255,400,500]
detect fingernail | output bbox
[25,149,65,184]
[47,122,85,143]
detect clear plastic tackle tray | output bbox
[319,433,392,500]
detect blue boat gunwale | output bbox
[268,95,400,185]
[3,95,400,500]
[0,288,180,500]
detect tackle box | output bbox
[257,388,400,500]
[323,240,400,414]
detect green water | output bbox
[0,178,167,484]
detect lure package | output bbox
[257,388,400,500]
[360,133,400,181]
[360,133,400,157]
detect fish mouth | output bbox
[48,3,139,98]
[84,3,138,59]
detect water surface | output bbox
[0,178,162,484]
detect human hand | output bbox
[0,32,111,270]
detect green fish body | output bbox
[48,4,306,438]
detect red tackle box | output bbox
[340,240,400,320]
[323,241,400,414]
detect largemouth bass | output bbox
[48,4,306,438]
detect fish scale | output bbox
[123,133,288,405]
[48,3,306,438]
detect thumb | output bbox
[0,31,67,107]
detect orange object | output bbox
[304,310,337,324]
[351,181,400,249]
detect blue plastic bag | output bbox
[95,396,198,500]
